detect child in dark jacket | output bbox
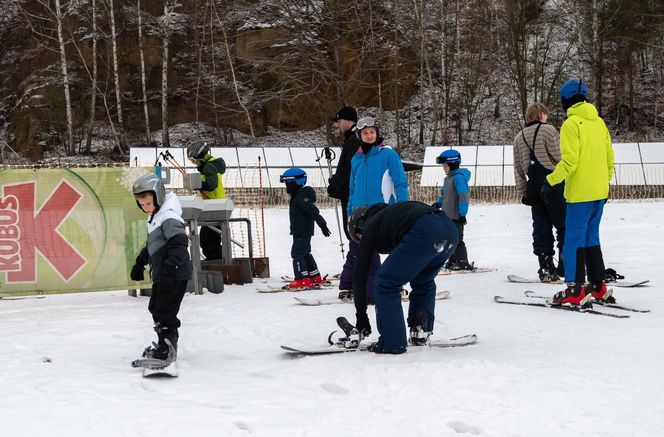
[281,167,331,289]
[433,149,474,271]
[130,173,192,362]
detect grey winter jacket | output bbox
[135,192,192,283]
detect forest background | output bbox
[1,0,663,163]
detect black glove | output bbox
[355,312,372,337]
[521,196,531,206]
[540,180,553,203]
[320,224,331,237]
[458,216,467,225]
[130,264,145,281]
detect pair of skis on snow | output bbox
[506,274,649,288]
[495,290,650,318]
[281,316,477,355]
[130,339,178,377]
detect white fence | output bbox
[130,143,664,189]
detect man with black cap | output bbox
[327,106,361,297]
[328,106,360,234]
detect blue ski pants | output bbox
[563,200,605,283]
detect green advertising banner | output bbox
[0,167,153,296]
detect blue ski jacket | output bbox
[434,168,471,219]
[347,142,409,215]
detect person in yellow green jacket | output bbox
[541,79,615,307]
[187,140,227,260]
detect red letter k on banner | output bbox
[3,181,86,283]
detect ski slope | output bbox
[1,201,662,437]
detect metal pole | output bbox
[317,147,345,258]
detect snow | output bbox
[1,201,663,437]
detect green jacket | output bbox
[546,102,614,203]
[196,154,226,199]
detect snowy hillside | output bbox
[1,201,663,437]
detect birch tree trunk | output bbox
[108,0,125,153]
[137,0,151,145]
[161,4,170,148]
[54,0,74,155]
[219,18,255,137]
[84,0,98,154]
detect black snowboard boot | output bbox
[537,255,559,282]
[144,324,178,360]
[407,309,431,346]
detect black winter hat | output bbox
[333,106,358,122]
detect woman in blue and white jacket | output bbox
[338,116,409,304]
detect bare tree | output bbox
[137,0,151,144]
[54,0,74,154]
[84,0,98,154]
[96,0,126,154]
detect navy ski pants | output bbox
[291,235,320,279]
[373,212,458,353]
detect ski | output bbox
[439,267,493,276]
[281,334,477,355]
[281,274,338,283]
[131,339,178,377]
[257,284,324,293]
[293,290,450,306]
[493,295,630,318]
[507,274,649,288]
[523,290,650,313]
[0,295,46,301]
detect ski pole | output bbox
[316,146,345,258]
[163,149,209,199]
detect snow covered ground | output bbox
[1,201,663,437]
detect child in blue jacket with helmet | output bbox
[280,168,332,289]
[434,149,474,271]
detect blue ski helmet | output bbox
[280,167,307,186]
[436,149,461,165]
[560,79,589,111]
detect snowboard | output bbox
[507,274,649,288]
[438,267,493,276]
[131,339,178,377]
[281,334,478,355]
[293,290,450,306]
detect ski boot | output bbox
[338,289,352,301]
[310,274,328,286]
[537,255,559,282]
[550,283,592,307]
[407,309,432,346]
[588,281,615,304]
[286,277,313,290]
